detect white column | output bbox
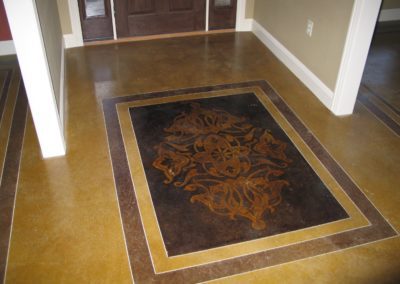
[331,0,382,115]
[4,0,66,158]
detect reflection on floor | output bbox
[1,32,400,283]
[358,23,400,135]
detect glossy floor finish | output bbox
[358,28,400,135]
[3,32,400,283]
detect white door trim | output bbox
[0,40,16,56]
[64,0,83,48]
[110,0,117,39]
[205,0,210,31]
[236,0,252,31]
[4,0,66,158]
[331,0,381,115]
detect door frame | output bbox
[66,0,250,46]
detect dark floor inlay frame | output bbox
[358,85,400,136]
[103,81,398,283]
[0,68,28,283]
[0,69,13,124]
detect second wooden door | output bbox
[115,0,206,37]
[78,0,114,41]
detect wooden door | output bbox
[115,0,206,37]
[78,0,114,41]
[209,0,237,30]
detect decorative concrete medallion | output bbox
[128,92,349,257]
[152,102,292,230]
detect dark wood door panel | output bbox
[128,0,156,15]
[78,0,114,41]
[115,0,206,38]
[209,0,237,30]
[169,0,193,11]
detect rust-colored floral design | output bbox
[153,103,292,230]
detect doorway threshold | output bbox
[84,29,235,46]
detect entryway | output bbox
[78,0,238,41]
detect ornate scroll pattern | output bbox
[152,103,292,230]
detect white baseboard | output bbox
[379,8,400,22]
[64,0,83,49]
[237,19,253,32]
[0,40,16,56]
[236,0,253,32]
[63,33,83,48]
[252,20,334,109]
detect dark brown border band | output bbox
[103,81,398,283]
[0,69,13,124]
[0,73,28,283]
[358,85,400,136]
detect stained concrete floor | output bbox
[2,32,400,283]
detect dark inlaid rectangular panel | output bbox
[129,93,348,256]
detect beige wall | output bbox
[245,0,255,19]
[382,0,400,9]
[35,0,64,108]
[57,0,72,34]
[253,0,355,91]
